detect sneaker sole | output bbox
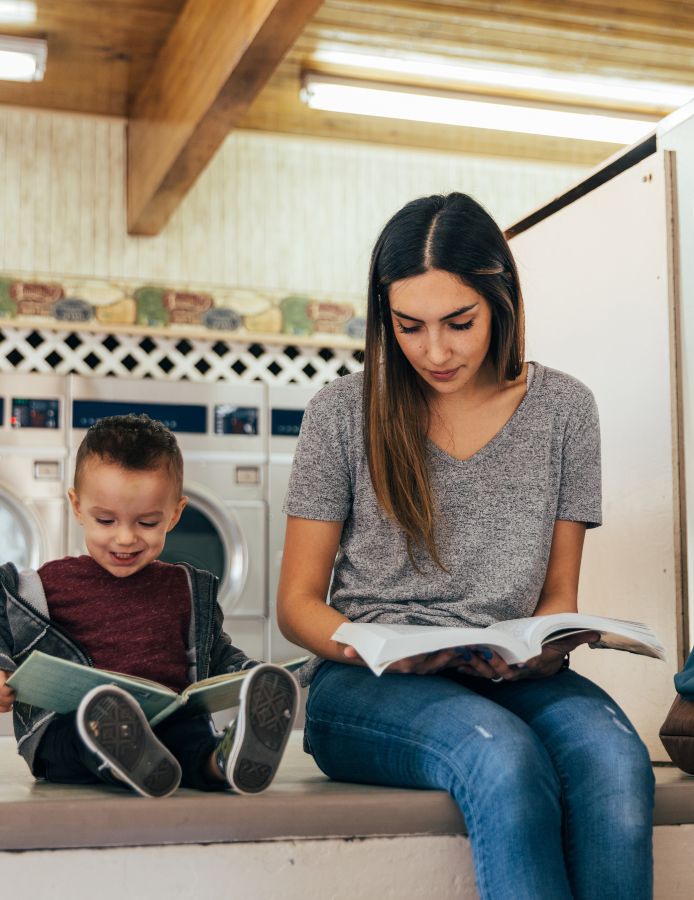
[77,685,182,799]
[227,665,299,794]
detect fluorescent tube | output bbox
[0,0,35,24]
[0,49,35,80]
[0,34,46,81]
[301,78,655,144]
[312,50,694,112]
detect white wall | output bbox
[0,836,480,900]
[0,105,588,296]
[660,110,694,652]
[511,152,682,759]
[1,827,692,899]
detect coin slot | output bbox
[236,466,260,485]
[34,461,62,480]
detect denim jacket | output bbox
[0,560,259,774]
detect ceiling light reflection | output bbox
[302,79,655,144]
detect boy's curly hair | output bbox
[74,414,183,497]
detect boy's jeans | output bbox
[36,711,221,791]
[305,662,655,900]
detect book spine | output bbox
[148,695,187,728]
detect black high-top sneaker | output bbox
[77,685,182,798]
[215,663,299,794]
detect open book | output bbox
[7,651,309,727]
[331,614,667,676]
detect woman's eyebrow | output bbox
[391,304,477,323]
[440,305,477,321]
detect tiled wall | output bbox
[0,106,589,298]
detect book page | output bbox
[168,657,310,722]
[483,618,537,641]
[332,623,529,673]
[589,631,664,658]
[532,614,668,660]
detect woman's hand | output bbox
[0,670,15,712]
[453,632,600,682]
[342,645,472,675]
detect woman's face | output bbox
[388,268,493,394]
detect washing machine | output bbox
[0,372,69,736]
[68,376,269,662]
[0,373,68,571]
[267,384,323,663]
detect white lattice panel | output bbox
[0,328,363,386]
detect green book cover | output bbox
[7,651,309,726]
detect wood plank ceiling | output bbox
[0,0,692,166]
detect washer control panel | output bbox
[214,405,259,435]
[271,408,305,436]
[73,400,206,433]
[12,398,60,428]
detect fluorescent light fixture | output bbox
[0,34,46,81]
[312,50,694,113]
[301,75,655,144]
[0,1,36,24]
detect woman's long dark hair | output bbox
[363,192,525,572]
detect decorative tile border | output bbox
[0,327,364,386]
[0,273,366,347]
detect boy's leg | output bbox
[156,664,299,793]
[153,714,222,791]
[36,711,122,786]
[77,685,182,798]
[216,663,299,793]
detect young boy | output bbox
[0,414,298,798]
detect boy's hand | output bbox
[0,670,15,712]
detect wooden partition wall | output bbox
[511,150,684,759]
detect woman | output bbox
[277,193,654,900]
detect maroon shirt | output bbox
[39,556,191,693]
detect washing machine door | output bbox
[0,484,44,570]
[157,483,248,614]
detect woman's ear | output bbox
[167,496,187,532]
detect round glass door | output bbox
[157,484,247,612]
[0,489,42,570]
[158,505,225,580]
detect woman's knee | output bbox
[446,719,562,811]
[565,707,654,829]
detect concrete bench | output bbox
[1,734,694,899]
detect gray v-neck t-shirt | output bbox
[283,363,602,685]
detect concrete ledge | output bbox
[0,734,464,851]
[653,767,694,825]
[1,735,693,852]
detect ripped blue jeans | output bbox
[305,662,654,900]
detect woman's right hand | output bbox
[0,670,15,712]
[342,645,466,675]
[278,517,472,674]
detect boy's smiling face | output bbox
[68,459,187,578]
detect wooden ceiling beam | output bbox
[127,0,324,235]
[321,1,694,49]
[309,8,694,70]
[332,0,694,37]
